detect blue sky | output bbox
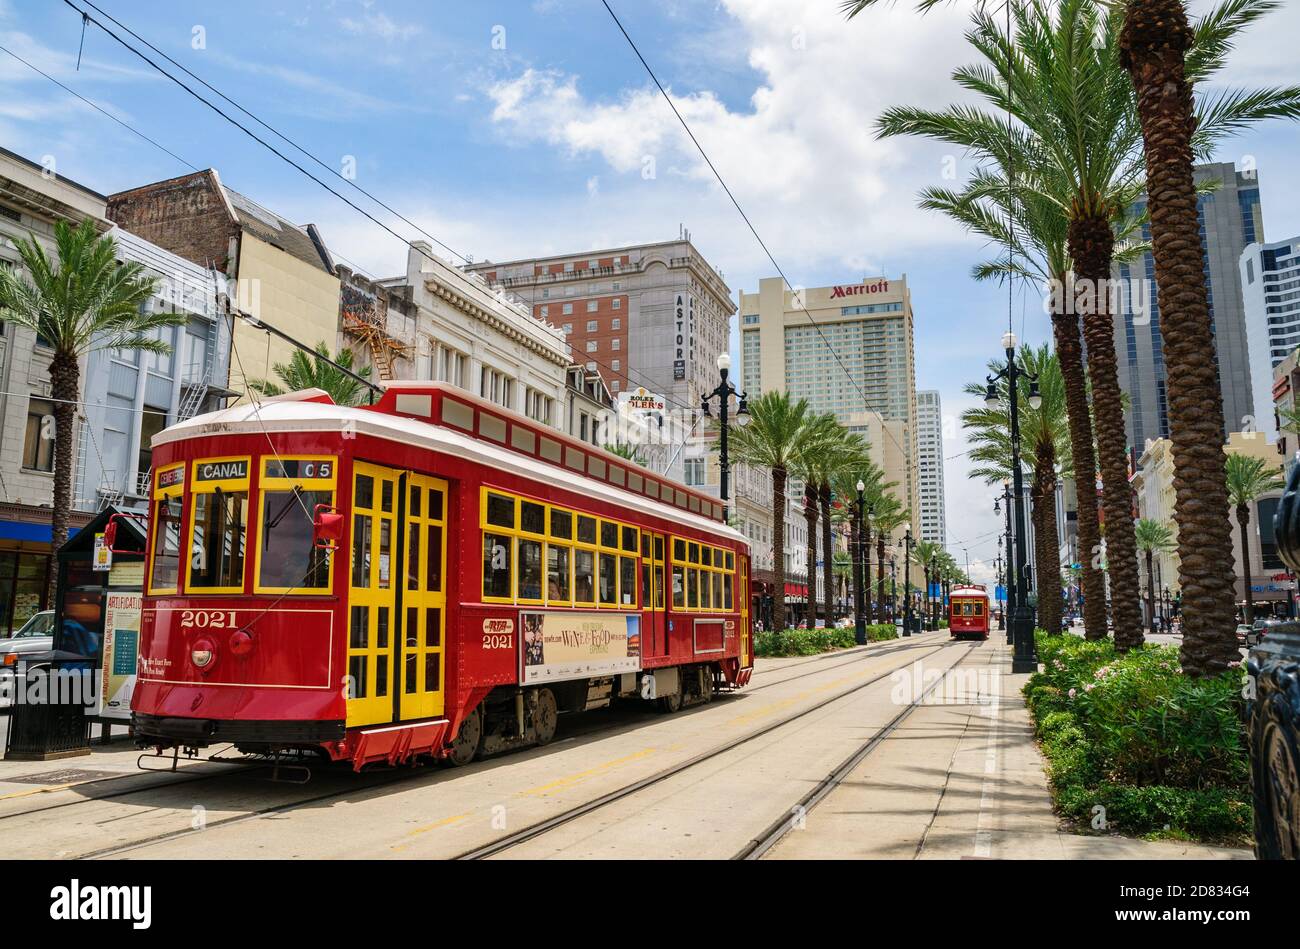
[3,0,1298,581]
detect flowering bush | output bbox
[1024,633,1249,842]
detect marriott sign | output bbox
[829,280,890,299]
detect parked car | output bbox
[1237,624,1255,646]
[0,610,55,710]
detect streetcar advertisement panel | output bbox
[521,611,641,684]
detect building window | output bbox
[586,361,596,372]
[684,457,705,486]
[540,305,549,317]
[587,300,598,313]
[611,338,621,351]
[612,318,621,329]
[612,299,621,310]
[586,340,598,352]
[586,320,598,332]
[22,398,55,472]
[561,323,573,334]
[612,360,620,371]
[562,303,573,315]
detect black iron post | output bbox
[853,481,867,645]
[701,353,749,522]
[889,556,897,623]
[997,486,1015,644]
[986,333,1039,671]
[903,528,914,637]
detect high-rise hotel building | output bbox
[916,390,947,546]
[1241,236,1300,439]
[738,276,919,535]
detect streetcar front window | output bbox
[150,495,183,592]
[258,489,333,590]
[190,490,248,589]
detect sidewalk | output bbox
[770,638,1252,860]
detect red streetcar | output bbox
[948,584,991,641]
[131,382,753,769]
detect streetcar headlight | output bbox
[191,639,216,669]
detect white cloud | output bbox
[339,11,423,42]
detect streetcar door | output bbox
[399,473,447,721]
[347,463,399,728]
[641,531,667,658]
[740,555,751,667]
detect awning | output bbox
[783,582,808,597]
[0,519,52,543]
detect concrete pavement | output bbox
[769,638,1252,860]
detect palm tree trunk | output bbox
[1034,463,1063,637]
[48,351,79,601]
[804,486,818,626]
[1145,550,1157,633]
[1239,505,1253,625]
[1121,0,1238,676]
[1051,303,1107,640]
[1068,212,1144,652]
[772,467,788,633]
[819,483,834,624]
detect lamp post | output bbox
[853,479,867,645]
[701,352,749,522]
[985,331,1039,673]
[995,548,1006,631]
[903,528,914,637]
[889,556,897,623]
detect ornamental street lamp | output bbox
[701,352,749,522]
[995,549,1006,631]
[985,331,1039,673]
[889,556,897,623]
[903,527,914,637]
[853,479,867,645]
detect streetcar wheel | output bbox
[445,707,482,767]
[657,689,682,714]
[533,688,558,746]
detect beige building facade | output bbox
[737,275,919,534]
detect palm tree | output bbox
[849,0,1300,670]
[249,341,373,407]
[729,391,824,632]
[603,441,646,466]
[912,539,942,630]
[1134,517,1176,632]
[813,424,871,624]
[833,459,891,624]
[963,344,1072,640]
[0,219,175,565]
[1120,0,1300,674]
[871,495,909,624]
[1225,454,1285,625]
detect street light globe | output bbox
[856,479,865,493]
[1002,330,1017,351]
[717,352,731,372]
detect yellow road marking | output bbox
[515,748,657,798]
[390,811,472,851]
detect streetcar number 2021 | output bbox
[180,610,238,629]
[483,634,513,650]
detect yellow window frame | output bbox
[252,455,338,595]
[147,462,186,595]
[669,535,738,613]
[185,455,252,595]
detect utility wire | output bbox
[53,1,705,430]
[599,0,913,467]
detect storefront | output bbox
[0,503,93,637]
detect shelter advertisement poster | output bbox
[521,611,640,684]
[99,592,141,721]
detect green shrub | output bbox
[1024,633,1250,843]
[753,623,894,657]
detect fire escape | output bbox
[341,284,410,382]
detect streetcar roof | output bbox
[156,389,748,545]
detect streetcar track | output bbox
[12,636,957,859]
[0,634,939,826]
[734,641,994,860]
[451,641,958,860]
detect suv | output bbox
[0,610,55,709]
